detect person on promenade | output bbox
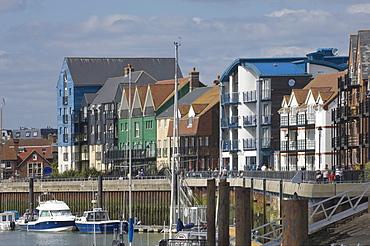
[335,166,343,182]
[329,171,335,183]
[322,164,330,183]
[261,164,267,171]
[316,170,322,183]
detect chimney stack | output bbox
[13,138,19,154]
[124,64,134,76]
[213,75,220,85]
[189,67,200,92]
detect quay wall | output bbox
[0,177,366,225]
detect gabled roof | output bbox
[157,87,212,119]
[147,84,175,110]
[0,145,17,161]
[4,138,53,147]
[17,149,52,169]
[136,85,148,109]
[308,87,332,101]
[318,91,335,102]
[290,89,309,105]
[65,57,182,86]
[303,71,346,91]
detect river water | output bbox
[0,230,166,246]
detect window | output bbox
[33,154,37,160]
[63,152,68,161]
[28,162,43,177]
[33,131,38,137]
[188,117,193,128]
[26,131,31,137]
[146,120,153,129]
[15,132,20,138]
[199,137,203,146]
[135,122,140,138]
[205,136,209,146]
[163,140,168,157]
[157,140,162,157]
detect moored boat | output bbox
[75,208,127,234]
[0,211,17,231]
[17,192,76,232]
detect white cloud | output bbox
[266,9,307,17]
[193,17,202,24]
[347,4,370,14]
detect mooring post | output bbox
[282,199,308,245]
[98,175,103,208]
[235,187,251,246]
[218,179,229,246]
[29,177,34,215]
[207,179,216,246]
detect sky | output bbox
[0,0,370,130]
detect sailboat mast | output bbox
[128,64,134,245]
[170,41,180,238]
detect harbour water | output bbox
[0,230,165,246]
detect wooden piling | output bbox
[282,199,308,245]
[207,179,216,246]
[235,187,251,246]
[218,179,229,246]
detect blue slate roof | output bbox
[219,48,348,82]
[245,62,306,77]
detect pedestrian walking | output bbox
[322,164,330,183]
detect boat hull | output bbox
[75,221,122,233]
[18,220,76,232]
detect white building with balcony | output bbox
[219,49,348,171]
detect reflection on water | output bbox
[0,230,166,246]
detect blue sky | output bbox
[0,0,370,129]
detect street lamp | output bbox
[286,133,289,171]
[318,126,322,170]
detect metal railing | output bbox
[257,181,370,245]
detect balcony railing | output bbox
[243,91,257,103]
[221,117,240,128]
[222,92,239,104]
[222,140,239,152]
[243,138,256,150]
[243,115,256,127]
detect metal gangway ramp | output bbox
[256,181,370,246]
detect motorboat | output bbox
[0,211,17,230]
[17,192,76,232]
[75,208,127,233]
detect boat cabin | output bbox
[82,208,110,222]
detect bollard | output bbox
[282,199,308,245]
[207,179,216,246]
[235,187,251,246]
[218,179,229,246]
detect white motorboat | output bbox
[17,192,76,232]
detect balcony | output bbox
[243,138,256,150]
[221,92,239,104]
[243,91,257,103]
[72,133,88,142]
[221,117,240,128]
[222,140,239,152]
[261,115,271,125]
[243,115,256,127]
[71,113,80,123]
[349,105,359,118]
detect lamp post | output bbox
[286,133,289,171]
[318,126,322,170]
